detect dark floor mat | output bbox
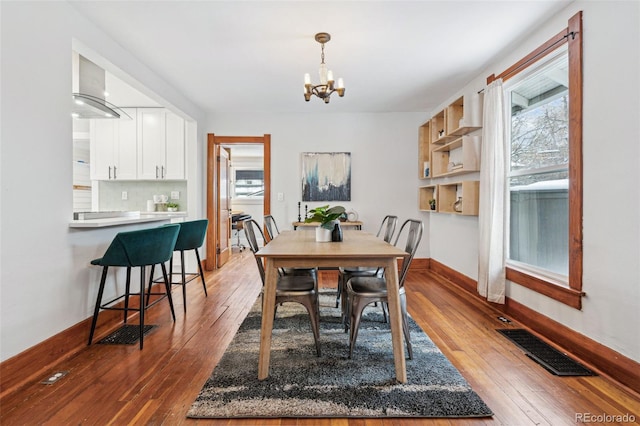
[497,329,595,376]
[98,324,156,345]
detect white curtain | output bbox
[478,79,506,304]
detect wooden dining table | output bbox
[255,229,409,383]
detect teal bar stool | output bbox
[150,219,208,312]
[88,224,181,349]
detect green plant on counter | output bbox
[304,205,346,230]
[167,202,179,210]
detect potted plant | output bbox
[167,202,179,212]
[429,199,436,211]
[305,205,345,242]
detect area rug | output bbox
[187,290,493,418]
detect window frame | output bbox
[233,168,265,199]
[487,11,583,309]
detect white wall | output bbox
[0,2,205,361]
[427,1,640,362]
[208,112,430,258]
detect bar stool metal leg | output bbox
[123,267,131,323]
[161,262,176,321]
[139,266,146,349]
[88,266,109,345]
[180,251,187,312]
[195,249,207,296]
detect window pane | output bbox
[234,169,264,198]
[510,53,569,172]
[509,170,568,276]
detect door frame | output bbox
[206,133,271,270]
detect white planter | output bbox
[315,226,332,242]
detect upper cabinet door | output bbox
[114,108,138,180]
[90,119,116,180]
[164,111,185,180]
[137,108,166,179]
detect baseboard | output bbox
[0,284,166,400]
[408,257,430,270]
[427,258,640,395]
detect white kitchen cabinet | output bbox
[90,108,137,180]
[137,108,185,180]
[164,111,185,179]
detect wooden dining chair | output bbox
[345,218,423,359]
[244,219,322,357]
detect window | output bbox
[490,11,583,308]
[507,48,569,278]
[233,169,264,198]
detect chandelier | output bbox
[304,32,345,103]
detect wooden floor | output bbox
[1,250,639,425]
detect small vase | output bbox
[331,222,343,242]
[315,226,332,242]
[453,197,463,213]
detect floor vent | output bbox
[498,329,596,376]
[98,324,156,345]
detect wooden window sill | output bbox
[506,267,584,309]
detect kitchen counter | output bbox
[69,211,187,228]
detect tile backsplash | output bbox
[98,181,188,212]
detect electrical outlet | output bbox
[41,371,68,385]
[277,192,284,201]
[121,191,128,200]
[171,191,179,200]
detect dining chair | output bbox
[263,214,316,278]
[345,218,423,359]
[336,215,398,310]
[263,214,279,242]
[88,224,180,349]
[244,218,322,356]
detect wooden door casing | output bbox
[216,146,231,267]
[206,134,271,270]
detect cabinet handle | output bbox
[108,166,112,179]
[156,166,159,179]
[161,166,165,179]
[113,165,117,180]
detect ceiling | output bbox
[69,0,572,115]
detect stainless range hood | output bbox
[72,53,130,119]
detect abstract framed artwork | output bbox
[301,152,351,202]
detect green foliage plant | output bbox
[304,205,346,230]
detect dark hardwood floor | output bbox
[1,250,639,425]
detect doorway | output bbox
[206,134,271,270]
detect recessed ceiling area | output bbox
[69,1,573,114]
